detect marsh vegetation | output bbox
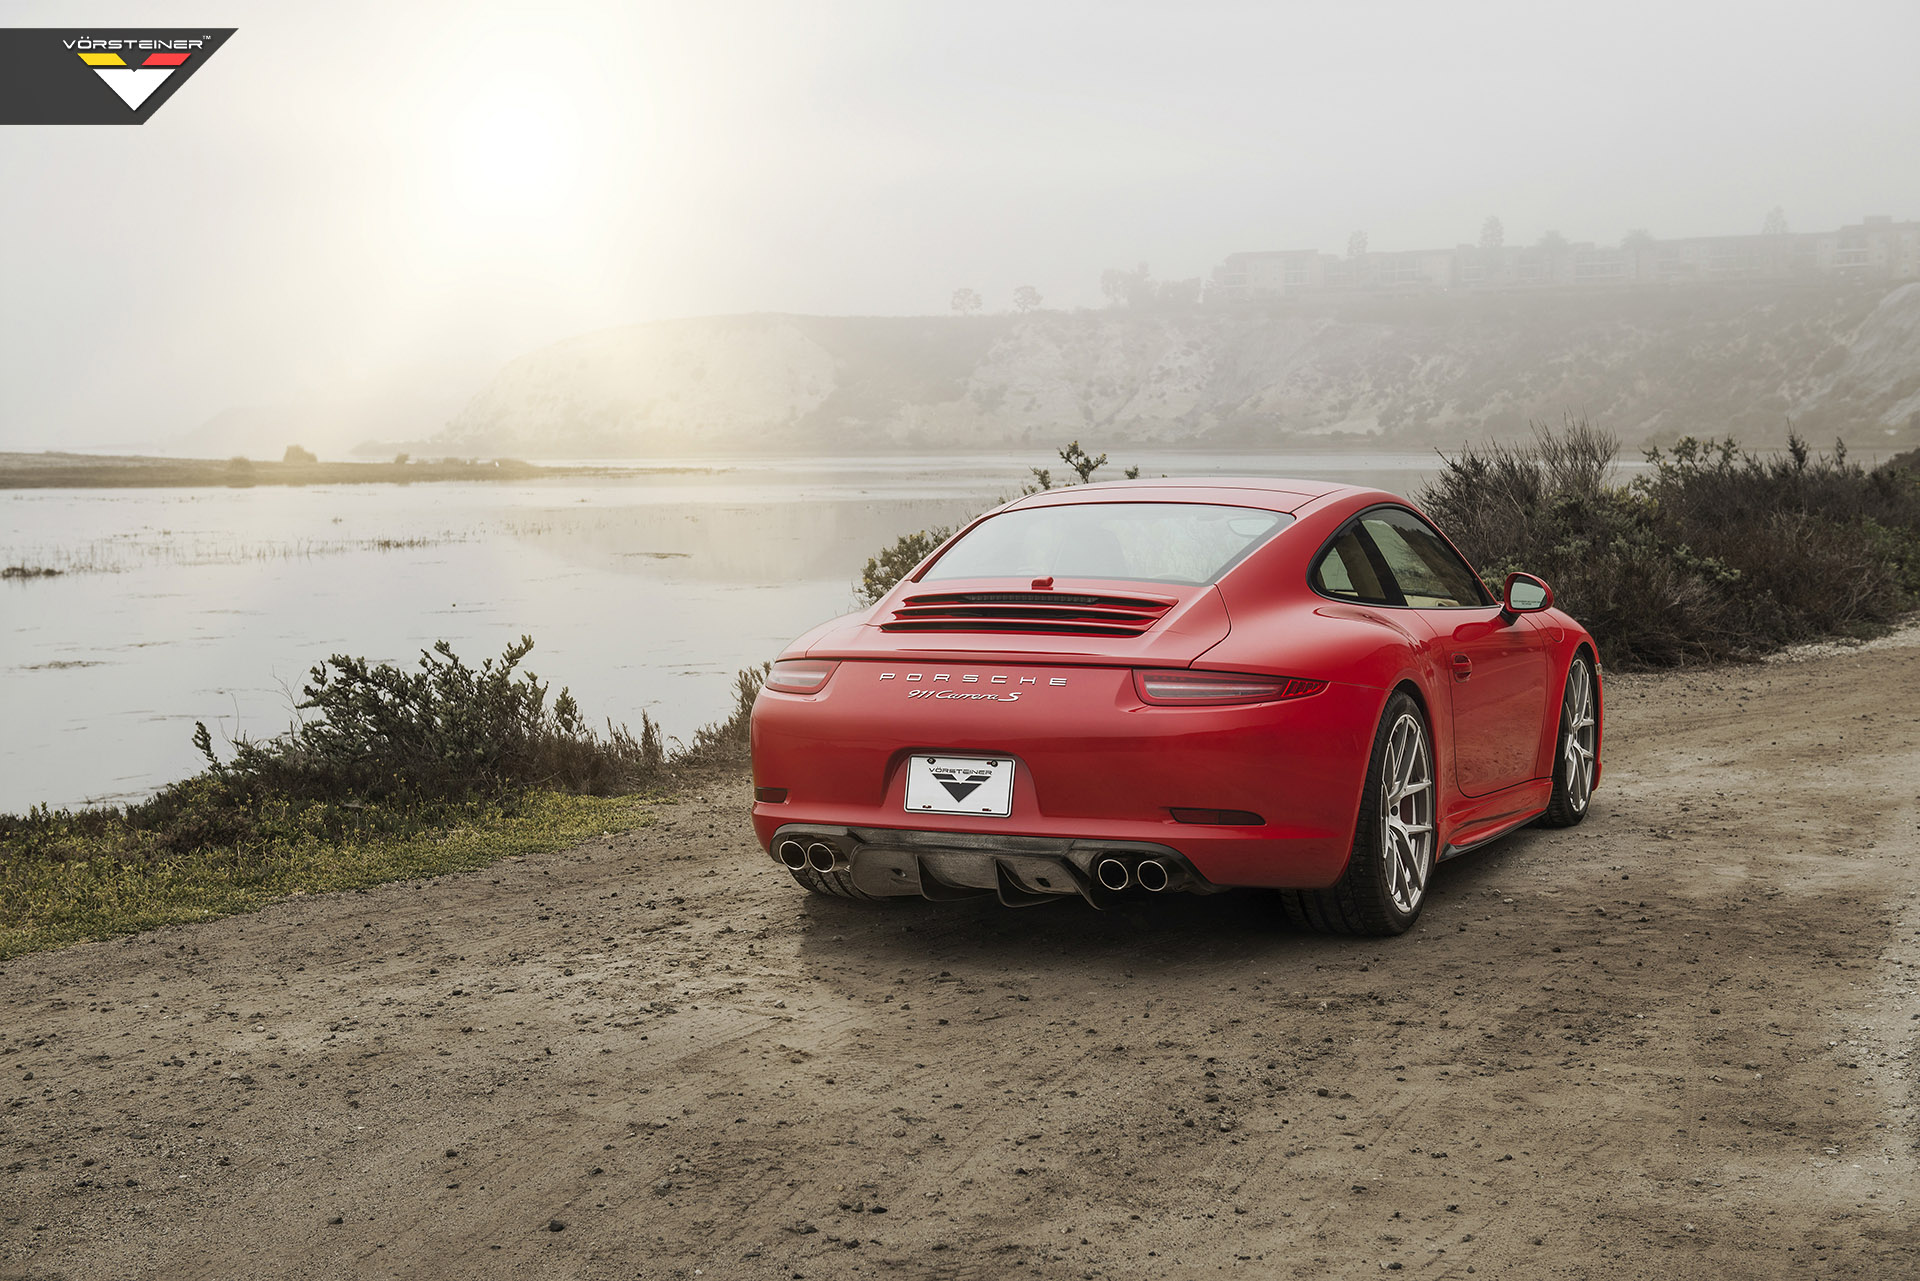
[0,637,761,958]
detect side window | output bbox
[1310,525,1394,605]
[1357,508,1489,608]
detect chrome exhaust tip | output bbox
[805,841,840,873]
[1135,858,1171,892]
[1094,857,1132,892]
[776,839,808,871]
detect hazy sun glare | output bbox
[440,90,590,229]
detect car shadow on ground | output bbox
[784,829,1547,982]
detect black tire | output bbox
[1536,653,1598,829]
[1277,691,1436,937]
[786,864,882,901]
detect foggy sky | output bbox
[4,0,1919,449]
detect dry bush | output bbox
[1421,419,1920,668]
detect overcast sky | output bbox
[5,0,1920,449]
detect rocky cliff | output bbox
[442,283,1920,456]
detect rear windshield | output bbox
[922,501,1292,587]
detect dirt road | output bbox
[4,634,1918,1280]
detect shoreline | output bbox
[0,453,643,489]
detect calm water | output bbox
[2,451,1450,811]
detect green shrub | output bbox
[1421,419,1920,668]
[676,663,767,768]
[195,635,666,809]
[857,526,954,605]
[0,640,765,863]
[0,639,770,956]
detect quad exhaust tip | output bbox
[1135,858,1171,892]
[1094,857,1131,892]
[776,839,809,871]
[805,841,841,873]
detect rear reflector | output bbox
[1133,669,1327,705]
[754,787,789,803]
[1169,808,1265,826]
[765,659,839,694]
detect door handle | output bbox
[1451,653,1472,680]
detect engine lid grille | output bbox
[881,590,1176,637]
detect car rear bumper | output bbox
[769,823,1216,908]
[749,661,1383,890]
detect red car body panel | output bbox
[750,479,1603,896]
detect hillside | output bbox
[441,282,1920,456]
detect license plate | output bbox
[905,754,1015,817]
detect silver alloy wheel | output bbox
[1380,712,1435,915]
[1562,660,1598,813]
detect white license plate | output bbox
[905,754,1015,817]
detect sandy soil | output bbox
[4,634,1918,1280]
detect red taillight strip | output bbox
[1133,669,1327,705]
[765,659,839,694]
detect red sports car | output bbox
[749,479,1601,935]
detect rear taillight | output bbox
[1133,669,1326,706]
[765,659,839,694]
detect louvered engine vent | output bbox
[881,590,1175,637]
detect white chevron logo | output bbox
[90,67,174,110]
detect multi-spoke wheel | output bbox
[1378,710,1435,915]
[1538,654,1599,828]
[1278,691,1436,936]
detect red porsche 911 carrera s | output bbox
[749,478,1601,935]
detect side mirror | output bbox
[1503,572,1553,614]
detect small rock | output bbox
[548,1218,567,1232]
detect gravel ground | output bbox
[3,634,1917,1280]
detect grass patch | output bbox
[0,637,762,960]
[0,790,651,961]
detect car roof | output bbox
[1003,476,1380,515]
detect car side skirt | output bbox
[1438,777,1555,859]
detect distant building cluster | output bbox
[1207,216,1920,300]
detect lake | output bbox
[2,450,1460,812]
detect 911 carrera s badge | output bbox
[905,755,1014,816]
[880,671,1066,703]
